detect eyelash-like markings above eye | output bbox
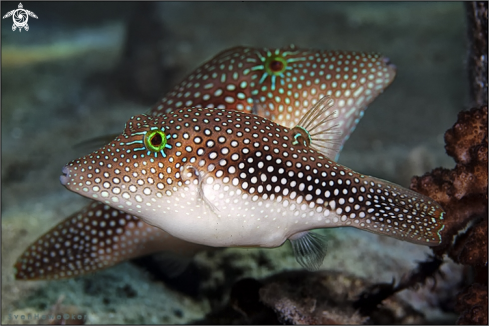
[252,48,307,91]
[124,126,173,158]
[265,55,288,76]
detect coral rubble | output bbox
[353,255,445,316]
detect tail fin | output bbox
[348,174,445,246]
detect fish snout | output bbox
[382,56,395,68]
[378,56,397,86]
[382,56,397,74]
[60,165,71,186]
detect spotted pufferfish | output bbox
[14,45,401,280]
[58,97,445,272]
[152,45,397,157]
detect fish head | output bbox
[247,46,397,147]
[60,109,297,248]
[60,114,182,232]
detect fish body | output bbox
[152,45,397,158]
[15,45,398,278]
[60,100,445,268]
[14,202,207,280]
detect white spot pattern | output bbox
[151,45,397,151]
[14,202,202,280]
[19,45,401,279]
[61,107,445,251]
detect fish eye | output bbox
[145,130,167,152]
[269,59,284,72]
[265,55,287,75]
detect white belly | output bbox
[139,180,331,248]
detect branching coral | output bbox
[465,1,488,107]
[410,106,488,324]
[410,106,488,267]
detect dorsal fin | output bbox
[291,96,342,160]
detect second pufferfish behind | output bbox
[60,96,446,271]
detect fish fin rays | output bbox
[293,96,342,160]
[289,231,328,271]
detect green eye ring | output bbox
[144,128,172,157]
[145,130,167,152]
[264,55,288,76]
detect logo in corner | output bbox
[2,3,38,32]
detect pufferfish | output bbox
[152,45,397,158]
[14,45,397,280]
[58,97,445,271]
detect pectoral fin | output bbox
[291,96,342,160]
[180,163,219,215]
[288,231,328,271]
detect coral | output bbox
[456,283,488,325]
[450,218,488,269]
[410,106,488,262]
[410,105,488,325]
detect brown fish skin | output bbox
[152,45,397,154]
[14,202,207,280]
[15,45,397,279]
[59,105,445,253]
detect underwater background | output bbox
[2,2,469,324]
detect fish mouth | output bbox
[60,166,71,186]
[383,56,397,71]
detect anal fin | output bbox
[289,231,328,271]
